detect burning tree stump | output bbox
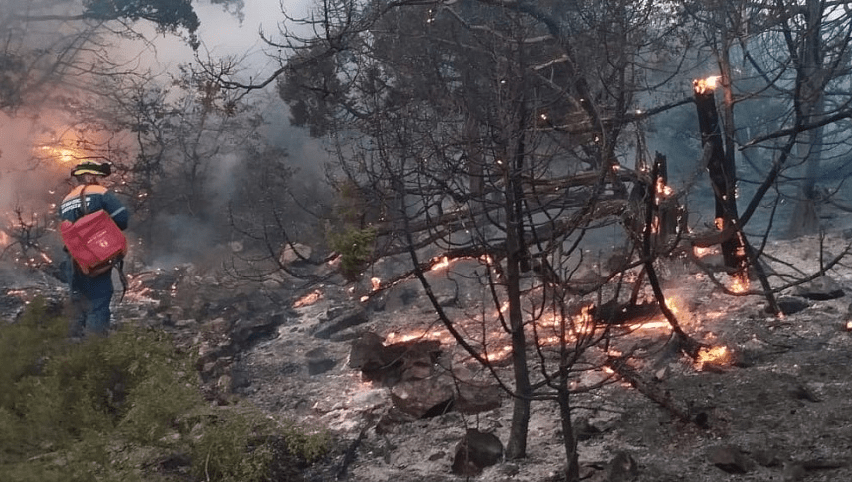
[693,76,748,277]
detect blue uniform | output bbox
[59,184,130,336]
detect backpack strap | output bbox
[115,257,128,302]
[78,185,89,216]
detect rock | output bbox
[606,451,638,481]
[391,377,454,418]
[782,462,806,481]
[348,333,442,386]
[451,429,503,476]
[231,314,283,347]
[793,275,844,300]
[708,444,756,474]
[279,243,313,265]
[312,306,369,339]
[775,296,809,315]
[348,332,386,370]
[305,347,337,375]
[573,417,602,442]
[455,382,502,414]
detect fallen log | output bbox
[605,355,701,426]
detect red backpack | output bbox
[60,187,127,276]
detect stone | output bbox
[775,296,809,315]
[279,243,313,265]
[391,377,454,418]
[708,444,756,474]
[305,347,337,375]
[606,451,638,481]
[451,429,503,476]
[348,332,386,370]
[455,382,502,414]
[312,306,369,339]
[793,275,844,300]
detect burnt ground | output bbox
[221,229,852,482]
[4,227,852,482]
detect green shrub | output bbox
[0,296,331,482]
[329,225,377,279]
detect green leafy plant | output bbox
[0,296,330,482]
[329,225,377,279]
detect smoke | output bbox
[0,111,70,217]
[0,0,332,273]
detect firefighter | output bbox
[59,160,130,336]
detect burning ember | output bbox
[693,75,719,94]
[430,256,450,271]
[693,245,716,258]
[294,289,323,308]
[696,345,731,370]
[730,274,749,293]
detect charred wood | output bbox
[605,356,696,425]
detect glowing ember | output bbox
[693,245,715,258]
[636,320,671,331]
[693,76,719,94]
[730,273,749,293]
[655,177,673,198]
[485,345,512,362]
[431,256,450,271]
[294,289,323,308]
[39,145,84,164]
[385,328,448,344]
[846,320,852,331]
[371,277,381,291]
[696,345,731,369]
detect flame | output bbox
[385,328,448,344]
[730,273,749,293]
[294,289,323,308]
[655,177,673,199]
[693,245,715,258]
[38,144,84,165]
[846,320,852,331]
[696,345,731,369]
[371,277,381,291]
[693,76,720,94]
[431,256,450,271]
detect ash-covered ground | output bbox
[4,214,852,482]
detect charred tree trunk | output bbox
[693,80,748,276]
[556,376,581,482]
[789,0,825,237]
[504,115,532,459]
[505,175,532,460]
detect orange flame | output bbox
[693,245,715,258]
[38,145,85,165]
[431,256,450,271]
[693,76,719,94]
[730,273,749,293]
[696,345,731,370]
[294,289,323,308]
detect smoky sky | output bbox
[0,0,329,267]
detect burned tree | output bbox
[693,76,748,279]
[265,0,701,478]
